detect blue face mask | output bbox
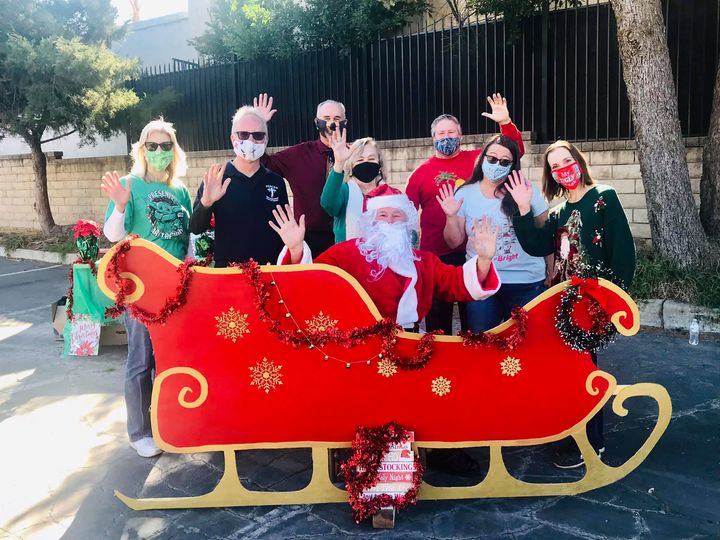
[434,137,461,156]
[481,159,512,183]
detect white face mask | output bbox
[233,139,266,161]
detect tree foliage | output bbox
[442,0,580,32]
[193,0,430,61]
[0,0,148,232]
[0,0,139,145]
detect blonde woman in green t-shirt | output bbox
[100,118,192,458]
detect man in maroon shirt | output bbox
[255,93,345,255]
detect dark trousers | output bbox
[424,252,468,336]
[305,231,335,257]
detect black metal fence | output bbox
[132,0,720,151]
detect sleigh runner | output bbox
[97,238,671,511]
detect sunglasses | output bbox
[485,155,513,168]
[144,141,174,152]
[235,131,266,142]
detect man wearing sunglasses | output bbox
[189,106,289,267]
[253,93,346,256]
[404,93,526,338]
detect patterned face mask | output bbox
[145,149,174,171]
[481,159,512,183]
[552,161,582,190]
[434,137,461,156]
[233,139,267,161]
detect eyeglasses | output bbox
[144,141,174,152]
[235,131,266,142]
[485,155,513,168]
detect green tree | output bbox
[449,0,719,265]
[194,0,429,61]
[0,0,140,233]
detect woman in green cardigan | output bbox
[320,128,385,243]
[506,139,636,470]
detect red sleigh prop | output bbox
[97,239,671,510]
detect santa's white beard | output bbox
[357,219,418,279]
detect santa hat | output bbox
[364,184,410,213]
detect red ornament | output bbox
[459,307,529,350]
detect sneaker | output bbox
[553,446,605,469]
[130,437,162,458]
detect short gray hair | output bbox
[316,99,346,118]
[430,114,462,137]
[231,106,268,135]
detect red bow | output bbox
[571,276,609,311]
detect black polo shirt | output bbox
[190,161,289,267]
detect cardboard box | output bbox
[50,297,128,346]
[51,297,67,341]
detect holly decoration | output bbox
[594,196,606,212]
[592,230,603,246]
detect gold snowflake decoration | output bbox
[431,376,451,397]
[377,359,398,378]
[305,311,339,334]
[501,356,522,377]
[215,307,249,343]
[250,358,283,394]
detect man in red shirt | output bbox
[405,94,525,335]
[255,93,346,256]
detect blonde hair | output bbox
[130,118,187,184]
[343,137,384,180]
[231,106,268,135]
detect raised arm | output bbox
[481,93,525,157]
[506,170,556,257]
[320,128,352,216]
[269,204,307,264]
[436,183,466,249]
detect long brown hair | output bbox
[542,140,594,201]
[457,134,521,217]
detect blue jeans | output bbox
[124,312,155,442]
[466,280,546,332]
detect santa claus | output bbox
[269,184,501,330]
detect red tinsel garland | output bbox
[340,421,424,523]
[104,238,212,324]
[458,306,529,350]
[235,260,440,370]
[66,257,97,322]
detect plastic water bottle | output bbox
[689,318,700,346]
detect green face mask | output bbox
[145,150,174,172]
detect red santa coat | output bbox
[280,240,500,327]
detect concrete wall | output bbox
[0,133,705,240]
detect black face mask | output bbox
[352,161,381,183]
[315,118,347,134]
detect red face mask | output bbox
[551,161,582,190]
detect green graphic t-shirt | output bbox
[104,175,192,260]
